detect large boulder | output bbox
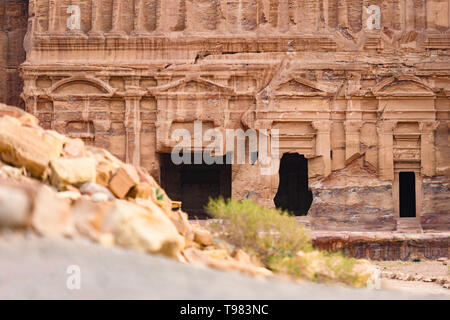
[0,182,31,228]
[0,116,64,178]
[50,157,96,189]
[31,185,74,237]
[104,200,185,258]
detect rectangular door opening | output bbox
[160,153,231,219]
[399,171,416,218]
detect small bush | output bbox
[206,198,374,288]
[206,197,313,263]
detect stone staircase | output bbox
[396,218,423,233]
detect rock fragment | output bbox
[0,116,64,178]
[108,165,140,198]
[0,184,31,228]
[105,200,185,258]
[50,157,96,189]
[194,227,214,246]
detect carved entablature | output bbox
[149,77,236,99]
[373,75,438,122]
[152,77,237,153]
[255,76,335,125]
[272,77,336,98]
[46,76,116,100]
[28,0,450,56]
[372,75,437,98]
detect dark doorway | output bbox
[274,153,313,216]
[399,171,416,218]
[161,153,231,219]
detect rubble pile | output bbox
[0,104,271,277]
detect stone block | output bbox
[108,164,140,199]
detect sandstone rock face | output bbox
[312,231,450,261]
[421,176,450,231]
[309,156,396,231]
[2,1,450,230]
[0,1,27,109]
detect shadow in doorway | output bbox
[274,153,313,216]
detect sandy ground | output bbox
[381,279,450,296]
[0,231,448,300]
[375,260,450,296]
[375,260,449,278]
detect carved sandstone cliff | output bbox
[1,0,449,231]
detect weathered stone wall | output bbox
[309,157,396,231]
[0,0,28,109]
[421,176,450,231]
[5,0,450,230]
[312,232,450,260]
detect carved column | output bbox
[419,121,439,177]
[89,0,103,36]
[158,0,180,32]
[337,0,348,27]
[124,96,142,166]
[132,0,148,35]
[405,0,415,31]
[48,0,61,33]
[278,0,289,32]
[312,120,332,177]
[344,120,363,161]
[377,121,397,181]
[108,0,125,35]
[221,0,241,33]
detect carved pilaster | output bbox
[376,121,397,181]
[89,0,103,36]
[108,0,126,36]
[48,0,61,33]
[300,0,319,31]
[278,0,289,32]
[419,121,439,177]
[312,120,332,177]
[158,0,181,32]
[344,120,363,161]
[132,0,148,35]
[124,97,142,166]
[337,0,348,28]
[405,0,415,31]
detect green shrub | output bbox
[206,197,313,263]
[206,197,374,288]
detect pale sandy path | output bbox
[0,232,447,300]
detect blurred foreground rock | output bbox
[0,104,270,277]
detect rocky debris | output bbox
[381,270,450,290]
[193,226,214,246]
[79,182,115,201]
[0,105,266,277]
[182,247,272,278]
[62,138,86,158]
[128,182,152,199]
